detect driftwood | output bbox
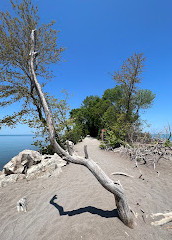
[151,212,172,226]
[17,197,27,212]
[111,172,134,178]
[116,143,172,170]
[29,29,134,228]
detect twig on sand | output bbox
[130,209,138,218]
[111,172,134,178]
[142,215,146,223]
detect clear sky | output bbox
[0,0,172,134]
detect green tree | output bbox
[0,0,65,132]
[32,90,71,151]
[69,96,111,138]
[105,53,155,143]
[134,89,156,117]
[112,53,145,122]
[103,85,124,107]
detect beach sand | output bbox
[0,137,172,240]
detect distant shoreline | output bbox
[0,135,35,136]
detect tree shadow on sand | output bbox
[50,195,118,219]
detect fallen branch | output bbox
[111,172,134,178]
[151,212,172,226]
[120,142,172,170]
[29,29,134,228]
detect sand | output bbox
[0,137,172,240]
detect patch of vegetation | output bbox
[66,53,155,148]
[164,140,172,148]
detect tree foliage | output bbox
[69,96,111,138]
[69,53,155,145]
[0,2,155,148]
[0,0,65,133]
[112,53,145,121]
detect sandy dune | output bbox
[0,137,172,240]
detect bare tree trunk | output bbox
[29,29,134,228]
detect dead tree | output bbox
[29,29,134,228]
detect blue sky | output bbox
[1,0,172,134]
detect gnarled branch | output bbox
[29,29,134,228]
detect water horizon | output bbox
[0,135,43,171]
[0,134,36,136]
[0,133,171,171]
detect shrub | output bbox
[164,140,172,147]
[104,130,122,149]
[63,125,85,144]
[99,142,106,149]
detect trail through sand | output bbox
[0,137,172,239]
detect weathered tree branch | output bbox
[29,29,134,228]
[151,212,172,226]
[111,172,134,178]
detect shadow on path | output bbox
[50,195,118,219]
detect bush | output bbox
[41,144,55,155]
[164,140,172,147]
[63,125,85,144]
[104,130,122,149]
[99,142,106,149]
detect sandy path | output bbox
[0,137,172,240]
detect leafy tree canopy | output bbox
[69,53,155,144]
[0,0,68,138]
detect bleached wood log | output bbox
[151,212,172,226]
[111,172,134,178]
[29,29,134,228]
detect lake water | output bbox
[0,135,41,171]
[0,134,171,171]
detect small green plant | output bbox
[164,140,172,147]
[99,142,106,149]
[41,144,55,155]
[104,130,122,149]
[63,125,85,144]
